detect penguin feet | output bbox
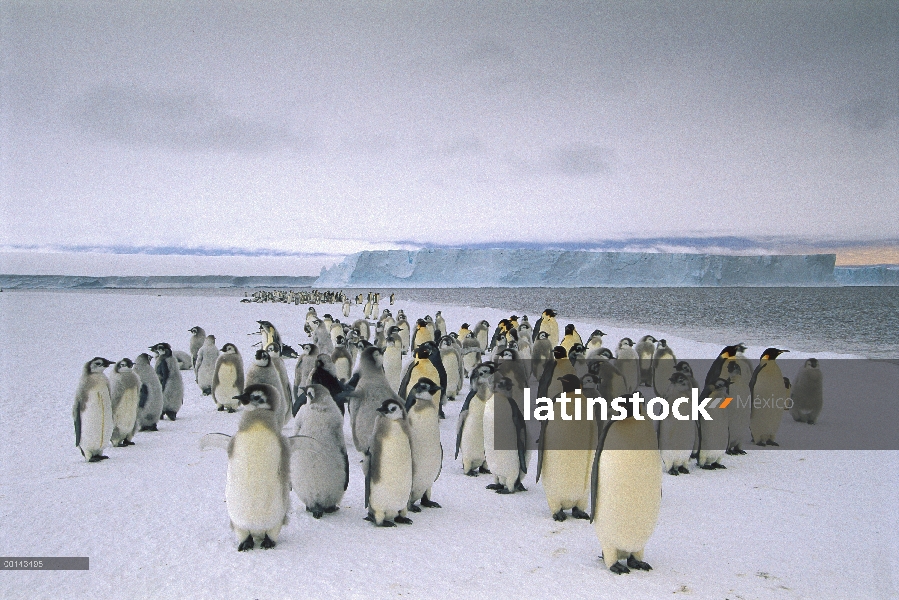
[689,451,698,459]
[609,562,630,575]
[677,466,690,474]
[408,504,422,513]
[464,470,478,477]
[260,535,276,549]
[515,481,527,492]
[202,389,211,396]
[227,408,236,413]
[711,462,727,469]
[238,535,254,552]
[140,424,158,432]
[626,556,652,571]
[324,506,339,513]
[571,507,591,520]
[217,405,225,411]
[767,441,780,447]
[420,498,441,509]
[116,440,128,447]
[125,439,135,446]
[88,455,108,463]
[164,411,177,421]
[478,465,491,474]
[394,516,413,525]
[438,410,446,420]
[667,467,680,476]
[495,488,513,494]
[553,511,567,522]
[312,510,324,519]
[754,440,767,446]
[699,464,717,470]
[486,483,504,490]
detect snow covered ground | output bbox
[1,290,897,599]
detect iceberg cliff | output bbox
[315,249,838,287]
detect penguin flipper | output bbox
[200,433,232,451]
[342,445,350,492]
[749,362,767,398]
[535,420,548,483]
[73,404,82,448]
[397,360,415,399]
[430,354,448,391]
[537,361,555,398]
[292,389,308,417]
[138,383,149,409]
[506,394,528,475]
[156,358,170,390]
[363,450,372,509]
[455,409,468,460]
[589,421,614,524]
[532,317,544,341]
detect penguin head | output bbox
[557,373,581,394]
[658,339,667,347]
[280,345,299,359]
[335,335,346,345]
[190,326,204,335]
[302,343,318,356]
[411,377,442,399]
[568,343,586,358]
[581,373,600,390]
[376,321,384,332]
[234,384,278,411]
[253,349,270,365]
[470,362,497,387]
[376,399,406,420]
[480,320,490,329]
[414,346,431,360]
[220,343,239,354]
[495,376,515,393]
[497,348,516,362]
[266,342,282,355]
[85,357,114,374]
[594,347,614,362]
[424,315,434,323]
[736,343,748,354]
[543,309,556,318]
[552,346,568,360]
[507,340,519,350]
[150,343,172,357]
[449,332,459,340]
[641,335,657,344]
[416,319,428,329]
[806,358,819,369]
[304,384,333,406]
[761,348,789,361]
[537,331,550,341]
[668,372,692,392]
[564,324,576,335]
[591,330,606,340]
[726,361,742,377]
[135,353,152,366]
[460,323,470,330]
[707,378,731,396]
[114,358,134,372]
[439,335,456,348]
[674,361,693,376]
[521,315,529,323]
[719,345,741,359]
[361,345,384,367]
[618,337,633,349]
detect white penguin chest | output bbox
[227,423,285,528]
[462,397,487,457]
[82,382,112,448]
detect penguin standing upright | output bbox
[133,353,164,431]
[245,349,287,430]
[396,314,411,355]
[635,335,657,387]
[532,309,560,347]
[455,363,495,476]
[109,358,140,447]
[651,339,676,398]
[344,347,404,454]
[725,361,751,455]
[290,384,348,518]
[200,384,291,551]
[586,329,606,351]
[405,378,444,512]
[382,333,404,393]
[790,358,824,424]
[410,319,434,351]
[266,342,294,424]
[188,326,206,368]
[434,311,447,341]
[750,348,790,445]
[461,332,483,377]
[615,338,640,394]
[658,372,696,475]
[364,399,414,527]
[151,343,183,421]
[537,346,575,400]
[697,378,730,469]
[398,343,446,419]
[483,376,529,494]
[438,336,464,402]
[194,335,219,396]
[353,319,371,343]
[590,399,662,574]
[213,343,244,413]
[560,324,582,354]
[293,344,319,396]
[73,357,114,461]
[331,337,353,383]
[311,319,335,356]
[531,330,554,381]
[537,374,596,520]
[472,320,491,352]
[342,298,351,318]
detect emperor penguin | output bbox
[734,344,754,386]
[495,347,529,392]
[311,319,335,356]
[704,344,741,390]
[330,321,345,349]
[517,317,532,340]
[398,344,446,418]
[410,318,434,351]
[109,358,141,447]
[651,340,677,398]
[194,335,219,395]
[212,343,244,413]
[658,372,696,475]
[256,321,282,349]
[345,346,404,454]
[531,331,554,380]
[438,335,464,402]
[586,330,606,352]
[560,324,583,354]
[790,358,824,424]
[458,322,472,340]
[405,378,444,512]
[151,342,183,421]
[589,398,662,574]
[461,332,483,377]
[382,334,404,393]
[472,320,491,352]
[615,338,640,394]
[305,306,319,327]
[697,378,730,469]
[455,363,496,476]
[290,384,349,518]
[364,399,414,526]
[396,314,411,354]
[73,357,114,461]
[342,298,351,318]
[331,338,353,383]
[483,375,530,494]
[293,343,319,397]
[537,346,575,400]
[265,342,294,424]
[725,360,752,455]
[536,373,596,520]
[434,311,447,341]
[373,321,387,350]
[133,353,164,431]
[749,348,790,446]
[635,335,657,387]
[199,384,291,551]
[353,319,371,343]
[245,350,287,430]
[363,295,373,319]
[532,309,559,347]
[188,326,206,368]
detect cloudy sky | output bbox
[2,1,897,257]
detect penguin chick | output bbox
[150,342,183,422]
[212,343,244,413]
[73,357,114,461]
[194,335,219,395]
[405,378,444,512]
[364,399,414,527]
[133,353,164,431]
[109,358,141,447]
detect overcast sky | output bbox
[2,1,897,256]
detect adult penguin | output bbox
[560,324,583,355]
[537,346,575,401]
[532,309,559,347]
[750,348,790,446]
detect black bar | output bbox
[1,558,89,570]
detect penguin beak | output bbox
[233,393,250,405]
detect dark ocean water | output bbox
[386,287,899,359]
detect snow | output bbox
[1,290,897,599]
[316,249,839,287]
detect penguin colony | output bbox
[73,293,818,574]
